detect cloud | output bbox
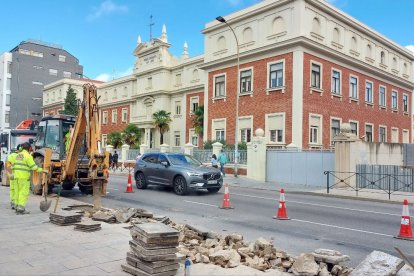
[406,45,414,55]
[87,0,128,21]
[95,66,133,82]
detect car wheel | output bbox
[173,175,188,195]
[135,172,147,189]
[207,187,221,193]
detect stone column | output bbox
[160,143,169,153]
[105,145,114,153]
[140,144,148,155]
[212,142,223,157]
[247,129,266,181]
[144,128,151,145]
[121,144,130,162]
[333,123,360,187]
[184,143,194,155]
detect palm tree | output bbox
[107,131,122,149]
[191,105,204,137]
[152,110,172,145]
[121,124,142,148]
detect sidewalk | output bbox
[223,175,414,205]
[0,186,283,276]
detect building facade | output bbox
[43,26,205,150]
[42,0,414,151]
[202,0,414,149]
[1,39,83,131]
[0,52,12,131]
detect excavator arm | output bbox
[62,84,109,210]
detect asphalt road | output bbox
[63,174,414,267]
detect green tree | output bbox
[152,110,172,145]
[191,105,204,137]
[60,85,78,116]
[107,131,122,149]
[122,124,142,149]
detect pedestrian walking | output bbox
[112,151,119,169]
[13,142,45,214]
[211,154,218,168]
[6,145,20,210]
[218,149,227,176]
[109,152,113,169]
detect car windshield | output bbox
[168,154,202,166]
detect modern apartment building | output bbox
[0,39,83,130]
[202,0,414,149]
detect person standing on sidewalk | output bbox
[218,150,227,176]
[6,144,21,210]
[112,151,119,169]
[13,142,44,214]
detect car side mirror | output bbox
[160,161,169,167]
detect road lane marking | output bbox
[291,219,393,237]
[184,200,217,207]
[107,188,119,191]
[231,192,399,216]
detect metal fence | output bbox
[127,149,140,160]
[356,164,414,193]
[403,144,414,166]
[192,149,213,163]
[192,149,247,165]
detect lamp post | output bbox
[216,16,240,177]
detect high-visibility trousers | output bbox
[15,179,30,208]
[9,179,16,204]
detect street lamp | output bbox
[216,16,240,177]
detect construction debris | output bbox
[350,251,404,276]
[49,211,82,226]
[74,222,102,232]
[122,223,180,276]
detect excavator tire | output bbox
[31,156,44,195]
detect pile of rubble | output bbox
[170,222,352,275]
[65,205,414,275]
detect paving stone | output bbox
[121,263,178,276]
[132,223,179,238]
[129,240,178,256]
[97,259,126,273]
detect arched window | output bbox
[123,86,128,96]
[217,36,226,51]
[192,69,199,80]
[333,28,340,43]
[243,27,253,43]
[366,44,372,58]
[351,36,357,51]
[380,51,385,64]
[404,63,408,74]
[113,88,117,98]
[272,17,285,34]
[392,57,397,70]
[104,91,108,101]
[312,17,321,34]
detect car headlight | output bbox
[186,171,202,177]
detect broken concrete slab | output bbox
[312,248,350,265]
[350,251,404,276]
[290,253,319,276]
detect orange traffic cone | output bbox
[273,189,290,220]
[394,199,413,241]
[219,183,233,209]
[125,173,134,193]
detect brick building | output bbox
[201,0,414,149]
[42,1,414,151]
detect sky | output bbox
[1,0,413,82]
